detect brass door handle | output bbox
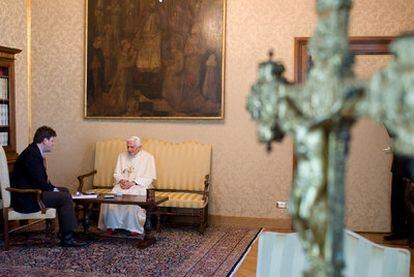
[382,146,392,153]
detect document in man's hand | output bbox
[72,194,99,199]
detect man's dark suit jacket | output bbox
[392,154,414,179]
[11,143,55,213]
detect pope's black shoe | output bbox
[60,232,88,247]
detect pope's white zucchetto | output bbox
[127,136,141,146]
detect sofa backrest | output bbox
[92,138,212,191]
[93,139,126,188]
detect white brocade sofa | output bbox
[77,138,212,233]
[256,229,411,277]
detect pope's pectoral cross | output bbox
[247,1,414,276]
[123,164,135,178]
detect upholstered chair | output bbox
[0,146,56,250]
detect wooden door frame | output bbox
[292,36,395,171]
[294,36,394,83]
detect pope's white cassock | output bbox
[98,150,156,234]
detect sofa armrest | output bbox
[77,170,97,192]
[6,187,47,214]
[203,174,210,201]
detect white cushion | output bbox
[257,229,411,277]
[8,208,56,220]
[156,191,207,208]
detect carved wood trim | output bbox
[294,36,394,83]
[0,46,22,55]
[0,46,22,172]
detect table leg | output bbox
[135,233,155,248]
[82,203,90,234]
[155,208,161,233]
[136,205,157,248]
[144,206,155,231]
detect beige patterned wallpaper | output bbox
[0,0,29,153]
[4,0,414,231]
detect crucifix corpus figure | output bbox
[247,0,414,276]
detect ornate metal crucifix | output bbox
[247,0,414,276]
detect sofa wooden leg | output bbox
[198,208,206,234]
[199,224,206,234]
[204,205,209,228]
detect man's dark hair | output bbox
[33,126,57,143]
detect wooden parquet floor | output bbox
[235,231,414,276]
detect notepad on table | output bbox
[72,194,98,199]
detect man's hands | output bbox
[119,179,135,190]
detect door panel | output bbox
[346,55,393,232]
[294,38,394,231]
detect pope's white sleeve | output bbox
[134,177,153,188]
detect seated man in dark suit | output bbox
[384,153,414,241]
[406,180,414,247]
[11,125,86,247]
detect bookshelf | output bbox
[0,46,22,171]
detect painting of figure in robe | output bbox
[85,0,225,119]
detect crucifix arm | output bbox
[364,34,414,155]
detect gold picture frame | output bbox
[84,0,226,120]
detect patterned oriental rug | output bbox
[0,226,260,276]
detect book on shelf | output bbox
[0,132,8,146]
[0,77,7,100]
[0,77,9,100]
[0,104,8,126]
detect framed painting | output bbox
[84,0,226,119]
